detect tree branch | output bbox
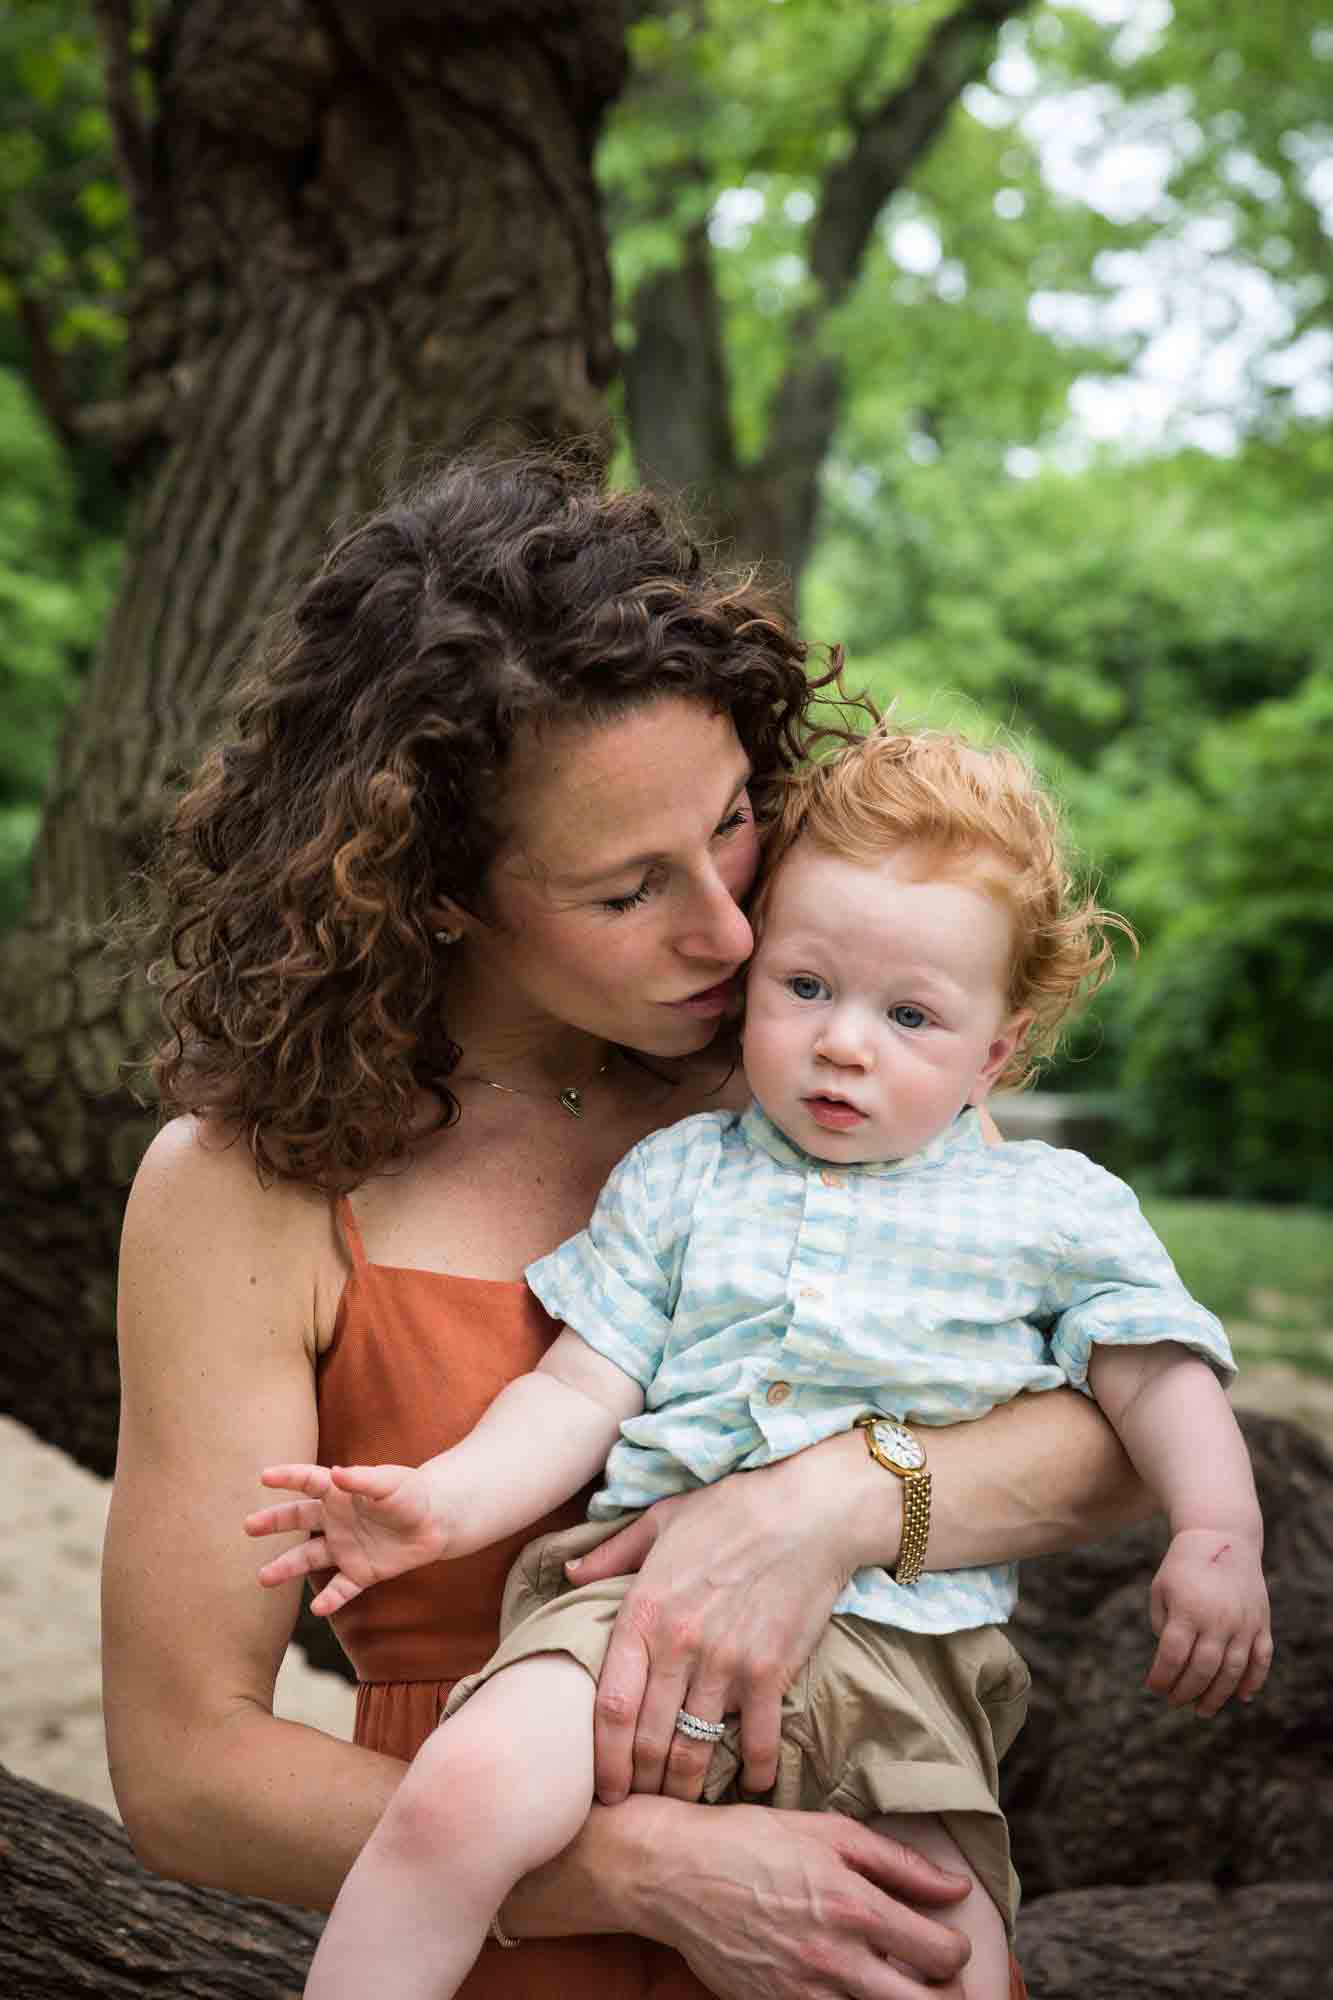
[90,0,159,252]
[0,1763,323,1997]
[810,0,1035,305]
[1,266,84,456]
[741,0,1035,585]
[625,218,738,515]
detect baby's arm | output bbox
[245,1330,643,1615]
[1088,1342,1272,1716]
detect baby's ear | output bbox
[971,1009,1033,1104]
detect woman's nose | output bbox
[676,869,754,965]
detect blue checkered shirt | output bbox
[526,1102,1234,1635]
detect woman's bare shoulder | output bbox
[130,1115,322,1221]
[123,1117,340,1332]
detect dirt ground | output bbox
[4,1364,1332,1821]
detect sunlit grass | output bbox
[1144,1199,1333,1379]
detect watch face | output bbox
[874,1419,926,1471]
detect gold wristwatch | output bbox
[854,1414,931,1587]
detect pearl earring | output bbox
[433,928,460,945]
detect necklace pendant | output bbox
[558,1087,585,1119]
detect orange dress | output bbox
[318,1198,1026,1999]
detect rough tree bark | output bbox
[623,0,1034,589]
[4,1413,1330,1997]
[0,0,625,1480]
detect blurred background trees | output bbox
[599,0,1332,1207]
[0,1,1328,1411]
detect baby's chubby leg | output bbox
[304,1654,595,2000]
[870,1813,1011,2000]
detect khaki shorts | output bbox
[444,1516,1030,1928]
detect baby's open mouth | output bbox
[804,1095,867,1129]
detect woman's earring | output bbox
[433,928,460,945]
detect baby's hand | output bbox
[1145,1527,1273,1717]
[244,1462,448,1616]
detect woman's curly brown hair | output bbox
[145,450,864,1188]
[752,721,1136,1090]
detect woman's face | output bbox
[469,697,760,1058]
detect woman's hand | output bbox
[576,1392,1151,1809]
[568,1440,872,1805]
[618,1799,973,2000]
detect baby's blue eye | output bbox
[891,1004,928,1029]
[788,974,825,1001]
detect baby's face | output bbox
[742,840,1029,1165]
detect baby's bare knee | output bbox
[382,1705,589,1876]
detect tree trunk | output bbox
[5,1761,1330,2000]
[0,0,625,1479]
[0,1765,322,1997]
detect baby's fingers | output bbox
[260,1463,332,1498]
[1144,1611,1197,1697]
[1237,1630,1274,1703]
[329,1463,407,1501]
[1162,1632,1225,1709]
[308,1570,366,1618]
[243,1498,324,1540]
[1192,1638,1258,1719]
[257,1535,331,1591]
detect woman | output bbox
[103,452,1146,2000]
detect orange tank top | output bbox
[317,1196,714,1998]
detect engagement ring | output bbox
[674,1708,726,1742]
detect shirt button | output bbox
[766,1381,792,1406]
[820,1170,846,1188]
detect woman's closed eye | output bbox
[600,801,753,915]
[602,881,653,914]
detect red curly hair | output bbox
[752,721,1135,1089]
[145,451,867,1188]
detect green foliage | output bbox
[1144,1196,1333,1377]
[1107,666,1333,1204]
[0,0,130,389]
[809,445,1326,762]
[0,365,118,926]
[805,432,1333,1203]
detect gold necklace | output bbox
[455,1055,612,1120]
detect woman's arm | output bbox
[103,1121,408,1907]
[575,1387,1152,1804]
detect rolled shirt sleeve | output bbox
[1039,1153,1236,1392]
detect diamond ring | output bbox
[674,1708,726,1742]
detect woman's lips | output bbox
[804,1095,867,1131]
[666,978,738,1017]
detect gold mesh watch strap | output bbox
[893,1470,931,1588]
[854,1415,932,1587]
